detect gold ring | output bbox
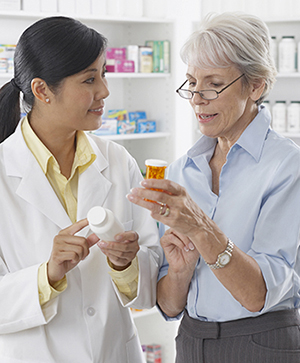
[159,203,170,217]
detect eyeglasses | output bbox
[176,73,245,100]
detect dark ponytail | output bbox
[0,16,107,143]
[0,81,21,143]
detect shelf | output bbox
[0,73,170,80]
[93,132,170,141]
[106,72,170,79]
[277,73,300,78]
[0,10,174,24]
[264,17,300,24]
[131,306,158,319]
[283,132,300,138]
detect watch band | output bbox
[205,239,234,270]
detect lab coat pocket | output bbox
[126,333,146,363]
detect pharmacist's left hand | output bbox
[97,231,140,271]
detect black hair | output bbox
[0,16,107,143]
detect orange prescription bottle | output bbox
[144,159,168,203]
[145,159,168,179]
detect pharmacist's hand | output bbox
[97,231,140,271]
[161,229,199,276]
[47,219,99,287]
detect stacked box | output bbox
[137,120,156,133]
[107,109,135,134]
[0,45,16,74]
[139,46,153,73]
[145,40,170,73]
[106,48,127,72]
[115,60,135,72]
[128,111,147,122]
[146,344,161,363]
[127,45,139,73]
[93,119,117,136]
[107,109,128,121]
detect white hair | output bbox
[180,12,277,104]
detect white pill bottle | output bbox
[87,206,124,241]
[278,36,296,73]
[272,100,287,133]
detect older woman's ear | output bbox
[249,79,266,103]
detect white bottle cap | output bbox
[87,206,106,227]
[145,159,168,167]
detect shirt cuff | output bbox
[108,257,139,301]
[38,262,67,307]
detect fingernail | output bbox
[188,242,195,251]
[126,193,134,201]
[140,180,148,187]
[98,241,108,247]
[184,246,190,252]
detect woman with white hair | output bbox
[127,12,300,362]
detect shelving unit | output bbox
[132,307,180,363]
[265,19,300,146]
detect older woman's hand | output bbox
[127,178,227,252]
[161,228,200,275]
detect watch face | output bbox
[219,252,230,266]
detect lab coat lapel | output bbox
[16,158,71,229]
[77,146,112,224]
[3,125,71,229]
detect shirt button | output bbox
[87,307,96,316]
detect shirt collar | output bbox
[235,105,271,162]
[186,105,271,164]
[21,115,96,176]
[21,115,52,174]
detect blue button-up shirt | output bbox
[158,106,300,322]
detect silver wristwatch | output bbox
[205,239,234,270]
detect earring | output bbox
[45,98,50,103]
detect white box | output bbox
[58,0,75,13]
[127,45,139,73]
[91,0,106,16]
[22,0,40,12]
[40,0,57,12]
[76,0,91,15]
[0,0,20,11]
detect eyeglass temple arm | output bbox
[217,73,245,95]
[176,79,188,92]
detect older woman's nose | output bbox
[191,92,209,105]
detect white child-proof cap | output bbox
[87,206,107,227]
[145,159,168,167]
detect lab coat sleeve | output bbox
[111,156,163,308]
[0,261,58,334]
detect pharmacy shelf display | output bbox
[266,19,300,144]
[0,10,178,363]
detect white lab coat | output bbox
[0,122,163,363]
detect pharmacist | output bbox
[0,16,162,363]
[128,12,300,363]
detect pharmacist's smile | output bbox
[88,105,105,115]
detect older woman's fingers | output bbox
[140,178,185,196]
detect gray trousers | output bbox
[175,309,300,363]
